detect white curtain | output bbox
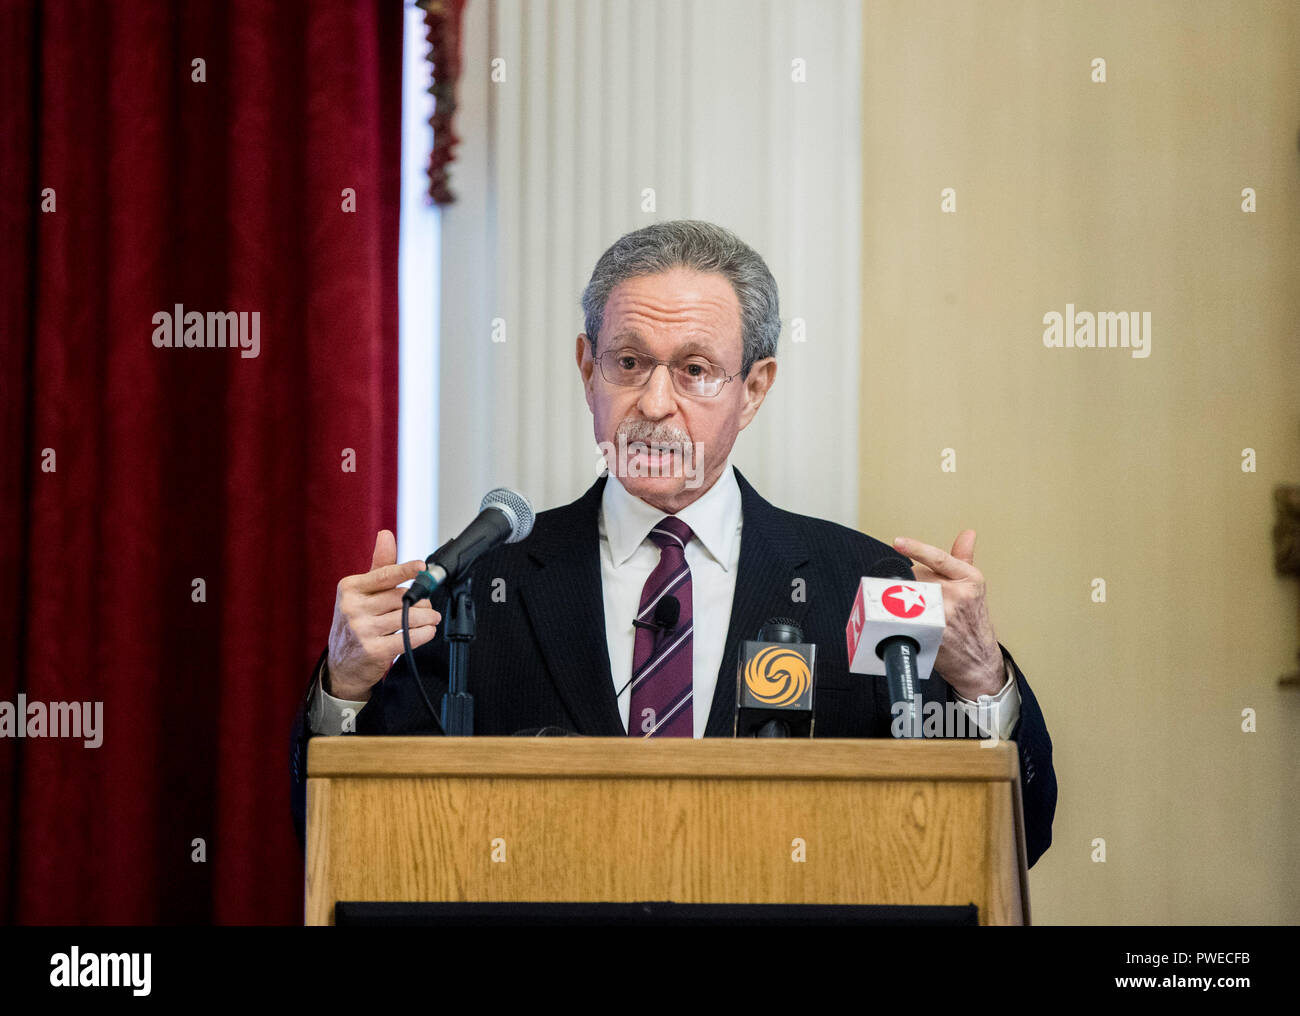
[437,0,862,534]
[398,1,441,563]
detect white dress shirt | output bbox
[599,463,743,737]
[309,463,1021,739]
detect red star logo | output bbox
[882,584,926,619]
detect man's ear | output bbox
[576,334,596,411]
[737,357,777,430]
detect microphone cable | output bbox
[402,599,446,735]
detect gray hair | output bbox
[580,220,780,375]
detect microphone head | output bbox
[845,574,946,681]
[734,624,817,737]
[866,554,913,580]
[654,595,681,630]
[757,617,803,643]
[480,487,535,543]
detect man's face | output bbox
[576,267,776,513]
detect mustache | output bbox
[615,419,693,450]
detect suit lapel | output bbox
[703,468,810,736]
[518,469,808,739]
[517,475,626,736]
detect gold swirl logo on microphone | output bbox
[743,646,811,707]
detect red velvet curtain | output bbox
[0,0,402,923]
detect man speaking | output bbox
[289,220,1056,866]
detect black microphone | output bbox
[866,555,925,739]
[403,488,535,606]
[614,595,682,703]
[734,617,817,738]
[632,594,680,634]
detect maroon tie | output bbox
[628,516,694,737]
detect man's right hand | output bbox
[325,529,441,701]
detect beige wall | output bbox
[858,0,1300,923]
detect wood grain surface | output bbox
[305,738,1027,926]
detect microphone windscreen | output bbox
[757,617,804,643]
[655,595,681,630]
[866,554,913,580]
[480,487,535,542]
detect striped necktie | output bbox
[628,516,694,737]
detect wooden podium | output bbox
[305,737,1030,926]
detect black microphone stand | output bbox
[441,576,477,736]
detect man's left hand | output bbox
[891,530,1005,700]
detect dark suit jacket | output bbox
[290,467,1057,866]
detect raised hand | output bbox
[325,530,441,701]
[891,530,1005,700]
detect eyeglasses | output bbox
[594,346,741,398]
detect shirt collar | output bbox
[600,461,741,571]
